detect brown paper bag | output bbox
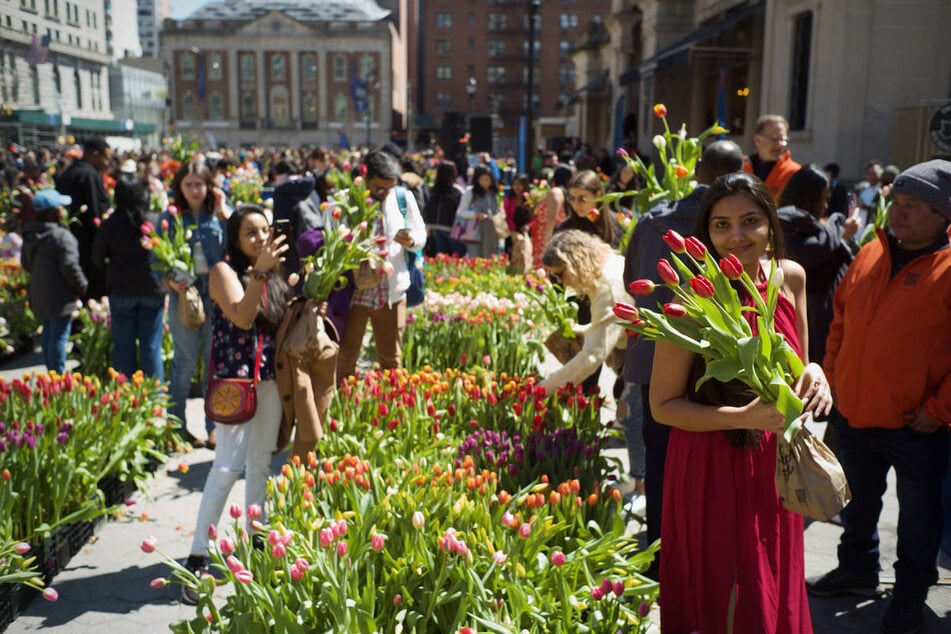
[775,425,851,521]
[544,330,583,365]
[177,285,205,329]
[354,258,382,290]
[283,299,339,363]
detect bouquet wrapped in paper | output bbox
[613,230,806,441]
[140,205,196,287]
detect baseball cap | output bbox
[33,189,73,211]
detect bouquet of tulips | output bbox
[227,170,264,206]
[140,207,196,286]
[856,184,891,248]
[613,230,806,441]
[0,261,38,354]
[299,169,381,301]
[601,104,729,250]
[525,178,551,214]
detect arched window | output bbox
[301,54,317,82]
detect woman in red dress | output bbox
[649,172,834,633]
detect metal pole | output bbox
[526,0,540,176]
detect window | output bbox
[788,11,812,131]
[435,12,451,28]
[522,67,540,86]
[52,65,61,95]
[302,92,317,123]
[333,55,347,82]
[181,52,195,80]
[334,93,348,120]
[523,41,541,58]
[487,40,505,59]
[521,93,540,112]
[74,68,81,108]
[208,53,222,80]
[488,13,506,31]
[359,55,374,81]
[435,39,451,56]
[559,40,572,58]
[435,92,451,107]
[558,66,575,87]
[240,93,255,121]
[486,66,506,85]
[468,39,475,52]
[524,13,541,31]
[209,93,223,119]
[435,65,451,81]
[559,13,579,29]
[182,93,195,118]
[240,53,254,80]
[301,54,317,81]
[271,54,286,81]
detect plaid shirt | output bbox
[352,217,390,310]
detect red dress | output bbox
[659,285,812,634]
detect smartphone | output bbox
[273,219,291,241]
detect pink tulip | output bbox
[271,542,286,558]
[639,601,652,617]
[412,511,425,530]
[319,528,334,548]
[336,541,348,557]
[234,570,254,584]
[600,578,613,595]
[268,530,281,546]
[394,593,403,607]
[551,551,566,567]
[140,536,157,553]
[229,503,242,519]
[371,533,386,552]
[246,504,262,519]
[289,564,305,581]
[14,542,31,555]
[207,523,217,540]
[492,550,508,565]
[294,557,310,571]
[42,587,59,602]
[518,522,532,539]
[226,556,244,573]
[591,586,604,601]
[333,519,347,538]
[219,538,235,555]
[613,580,625,596]
[501,511,515,528]
[149,577,167,588]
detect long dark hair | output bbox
[694,172,785,261]
[432,161,458,194]
[224,205,291,333]
[693,172,785,450]
[113,174,149,227]
[171,161,216,214]
[777,165,829,219]
[471,165,498,198]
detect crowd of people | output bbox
[1,117,949,632]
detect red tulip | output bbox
[612,302,640,322]
[719,254,744,280]
[663,303,687,318]
[684,236,707,260]
[689,275,715,298]
[657,258,679,285]
[628,279,655,296]
[586,208,600,222]
[674,164,690,179]
[653,103,667,118]
[662,230,686,254]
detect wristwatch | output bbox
[248,268,268,282]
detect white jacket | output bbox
[541,253,632,391]
[381,186,427,307]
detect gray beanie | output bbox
[890,159,951,220]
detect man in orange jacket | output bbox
[743,114,801,202]
[807,159,951,634]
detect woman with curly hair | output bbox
[538,229,632,393]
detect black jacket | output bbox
[22,222,88,320]
[423,186,463,232]
[54,159,111,299]
[91,211,164,297]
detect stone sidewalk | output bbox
[2,352,949,633]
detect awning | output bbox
[621,0,764,85]
[6,109,155,134]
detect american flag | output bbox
[25,35,50,65]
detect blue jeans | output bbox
[433,230,466,257]
[831,410,947,602]
[620,382,646,479]
[168,288,214,434]
[41,314,72,373]
[109,294,166,382]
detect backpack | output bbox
[396,188,425,308]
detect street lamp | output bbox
[466,76,478,115]
[525,0,541,175]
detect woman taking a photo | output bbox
[163,161,229,448]
[650,172,832,633]
[182,204,291,604]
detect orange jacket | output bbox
[742,150,801,202]
[824,227,951,429]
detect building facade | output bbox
[109,58,167,148]
[413,0,612,154]
[0,0,126,147]
[137,0,172,58]
[161,0,401,148]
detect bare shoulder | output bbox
[778,258,806,294]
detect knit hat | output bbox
[890,159,951,220]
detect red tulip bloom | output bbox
[657,258,679,285]
[628,279,656,296]
[689,275,716,298]
[674,164,690,179]
[662,230,686,254]
[663,303,687,318]
[612,302,639,322]
[653,103,667,118]
[685,236,707,260]
[719,254,744,280]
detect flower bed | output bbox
[0,261,38,359]
[153,368,659,632]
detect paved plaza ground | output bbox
[2,350,949,633]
